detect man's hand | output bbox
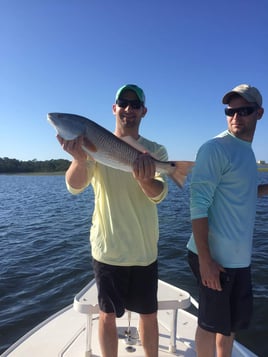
[132,153,156,182]
[199,258,225,291]
[57,135,94,162]
[132,153,164,198]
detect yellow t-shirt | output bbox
[67,136,168,266]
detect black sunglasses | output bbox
[225,106,258,117]
[116,99,143,109]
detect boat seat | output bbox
[73,281,191,314]
[73,279,191,356]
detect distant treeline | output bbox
[0,157,71,173]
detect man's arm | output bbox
[132,153,165,198]
[192,217,224,291]
[258,184,268,197]
[65,159,90,190]
[57,135,93,190]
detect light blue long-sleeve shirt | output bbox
[187,130,258,268]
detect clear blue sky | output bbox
[1,0,268,162]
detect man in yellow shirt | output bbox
[57,84,168,357]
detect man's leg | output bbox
[139,312,159,357]
[98,311,118,357]
[195,326,216,357]
[216,332,235,357]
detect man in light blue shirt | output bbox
[187,84,268,357]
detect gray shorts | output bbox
[93,259,158,317]
[188,250,253,335]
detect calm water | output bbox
[0,174,268,356]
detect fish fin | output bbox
[81,137,97,153]
[121,136,161,160]
[121,136,153,155]
[169,161,195,188]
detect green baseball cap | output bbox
[115,84,146,103]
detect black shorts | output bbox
[188,250,253,336]
[93,259,158,317]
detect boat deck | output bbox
[2,304,198,356]
[2,280,258,357]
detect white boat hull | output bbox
[1,280,257,357]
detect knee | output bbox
[99,311,116,327]
[139,312,158,323]
[216,333,234,353]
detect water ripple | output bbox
[0,175,267,356]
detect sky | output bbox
[1,0,268,162]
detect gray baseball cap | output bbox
[222,84,262,106]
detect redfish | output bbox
[47,113,193,187]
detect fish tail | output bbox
[168,161,194,188]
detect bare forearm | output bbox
[137,178,164,198]
[258,184,268,197]
[66,159,89,190]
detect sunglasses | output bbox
[224,106,258,117]
[116,99,143,109]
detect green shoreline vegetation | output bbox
[0,157,71,174]
[1,157,267,174]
